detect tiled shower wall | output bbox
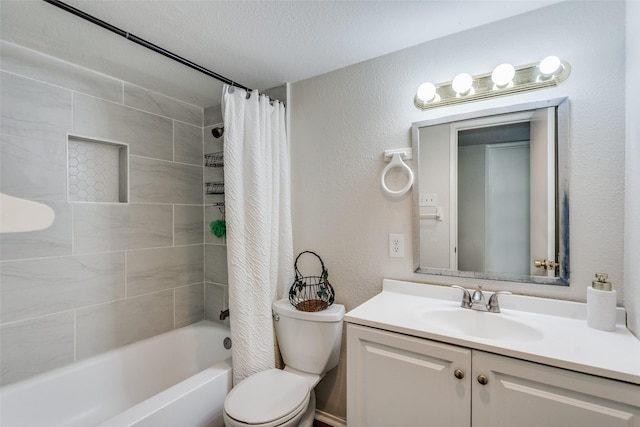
[200,83,286,328]
[0,41,227,386]
[203,104,230,326]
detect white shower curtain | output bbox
[222,85,293,386]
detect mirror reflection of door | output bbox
[483,141,530,275]
[452,108,557,277]
[457,123,532,275]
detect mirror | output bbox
[412,98,569,285]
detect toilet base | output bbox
[297,390,316,427]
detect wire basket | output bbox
[204,152,224,168]
[288,251,335,312]
[205,181,225,195]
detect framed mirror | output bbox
[412,98,569,285]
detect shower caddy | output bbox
[205,151,225,195]
[205,130,225,237]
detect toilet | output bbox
[223,298,345,427]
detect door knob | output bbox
[454,369,465,379]
[534,259,558,271]
[477,374,489,385]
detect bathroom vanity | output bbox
[345,280,640,426]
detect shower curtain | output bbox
[222,85,293,386]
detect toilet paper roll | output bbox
[586,286,617,331]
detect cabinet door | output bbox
[472,350,640,427]
[347,324,471,427]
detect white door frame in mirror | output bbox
[411,97,569,286]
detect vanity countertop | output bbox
[345,279,640,385]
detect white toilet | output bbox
[223,298,345,427]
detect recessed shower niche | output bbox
[67,135,129,203]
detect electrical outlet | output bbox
[419,192,438,207]
[389,233,404,258]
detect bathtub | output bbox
[0,320,232,427]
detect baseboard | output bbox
[314,409,347,427]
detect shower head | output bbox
[212,127,224,138]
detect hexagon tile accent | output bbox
[68,137,126,203]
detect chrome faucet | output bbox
[451,285,511,313]
[472,285,487,307]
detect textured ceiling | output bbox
[1,0,559,107]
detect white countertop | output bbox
[345,279,640,385]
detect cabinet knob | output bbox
[454,369,465,379]
[477,374,489,385]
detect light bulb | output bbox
[539,56,561,76]
[491,63,515,87]
[452,73,473,95]
[417,82,437,103]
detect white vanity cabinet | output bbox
[347,324,471,426]
[473,350,640,427]
[347,324,640,427]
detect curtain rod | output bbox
[42,0,252,92]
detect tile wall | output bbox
[203,104,230,325]
[0,41,227,386]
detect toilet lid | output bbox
[225,369,310,425]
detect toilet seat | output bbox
[224,369,310,427]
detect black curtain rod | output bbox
[42,0,252,92]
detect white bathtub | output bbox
[0,320,232,427]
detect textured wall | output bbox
[290,1,627,420]
[0,41,216,385]
[625,1,640,337]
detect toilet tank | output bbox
[272,299,345,375]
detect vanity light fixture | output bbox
[414,56,571,110]
[452,73,473,95]
[491,63,516,87]
[538,55,562,78]
[417,82,438,103]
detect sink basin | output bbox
[420,308,544,342]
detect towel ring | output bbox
[381,153,414,197]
